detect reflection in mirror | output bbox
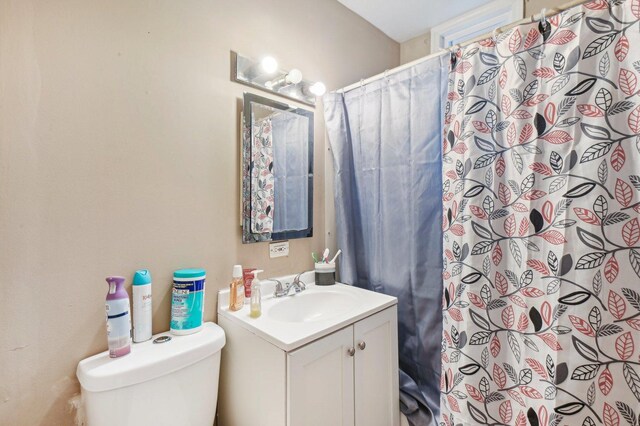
[242,93,313,243]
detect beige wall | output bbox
[0,0,398,424]
[400,33,431,65]
[525,0,569,15]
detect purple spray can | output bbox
[105,276,132,357]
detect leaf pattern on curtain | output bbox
[441,1,640,425]
[250,118,275,234]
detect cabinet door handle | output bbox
[347,347,355,357]
[358,341,366,350]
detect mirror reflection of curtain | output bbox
[272,112,309,232]
[250,117,275,234]
[324,55,448,426]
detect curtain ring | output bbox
[359,78,365,90]
[541,8,548,27]
[384,69,389,80]
[538,8,549,35]
[492,28,499,44]
[452,45,462,70]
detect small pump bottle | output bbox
[229,265,245,311]
[250,269,264,318]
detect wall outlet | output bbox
[269,241,289,258]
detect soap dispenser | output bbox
[250,269,264,318]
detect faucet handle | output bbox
[271,279,284,297]
[292,273,306,291]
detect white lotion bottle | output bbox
[132,269,153,342]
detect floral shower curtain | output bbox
[250,118,274,234]
[441,1,640,425]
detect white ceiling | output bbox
[337,0,495,43]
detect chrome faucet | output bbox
[273,273,306,298]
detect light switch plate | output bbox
[269,241,289,258]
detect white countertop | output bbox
[217,272,397,352]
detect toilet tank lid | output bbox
[76,322,225,392]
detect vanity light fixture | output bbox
[232,51,322,106]
[285,69,303,85]
[309,82,326,97]
[266,69,303,91]
[260,56,279,74]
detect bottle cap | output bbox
[174,268,206,279]
[133,269,152,286]
[105,276,127,297]
[232,265,243,278]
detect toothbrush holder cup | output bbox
[314,262,336,286]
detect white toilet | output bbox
[77,322,225,426]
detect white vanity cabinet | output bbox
[217,279,399,426]
[287,307,398,426]
[287,326,355,426]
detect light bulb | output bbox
[310,82,326,96]
[261,56,278,74]
[285,69,303,84]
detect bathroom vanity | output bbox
[217,272,399,426]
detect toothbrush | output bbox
[322,248,330,263]
[329,249,342,264]
[311,252,320,263]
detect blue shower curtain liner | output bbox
[323,54,448,426]
[272,112,310,232]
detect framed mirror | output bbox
[241,92,314,243]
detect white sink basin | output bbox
[268,290,360,323]
[217,272,397,351]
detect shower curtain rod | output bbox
[335,0,592,94]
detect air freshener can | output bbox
[132,269,153,342]
[105,276,132,357]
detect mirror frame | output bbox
[241,92,314,243]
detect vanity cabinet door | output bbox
[354,306,399,426]
[287,326,355,426]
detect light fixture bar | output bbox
[231,51,323,107]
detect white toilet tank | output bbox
[77,322,225,426]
